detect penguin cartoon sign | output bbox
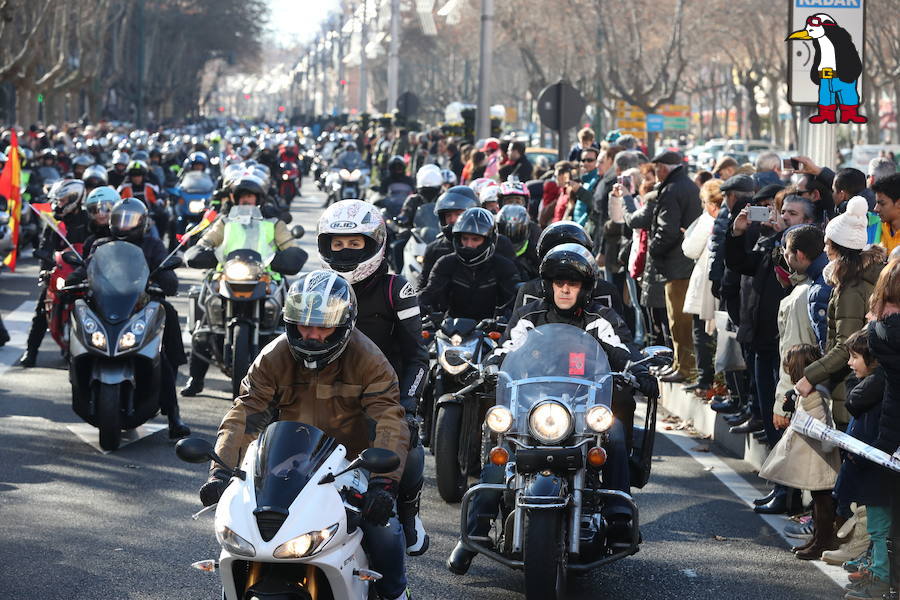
[786,2,867,124]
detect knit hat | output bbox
[825,195,868,250]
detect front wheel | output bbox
[231,322,252,399]
[434,403,466,503]
[524,510,567,600]
[96,382,122,451]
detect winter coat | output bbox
[868,314,900,456]
[211,330,410,482]
[682,211,716,321]
[834,367,891,506]
[804,252,833,350]
[759,389,842,491]
[804,258,884,425]
[774,276,818,418]
[648,165,702,281]
[624,190,666,309]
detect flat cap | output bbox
[650,150,683,165]
[720,174,755,193]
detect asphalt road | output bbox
[0,180,845,600]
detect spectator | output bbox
[713,156,739,180]
[867,156,897,187]
[782,222,832,350]
[464,150,487,183]
[553,165,578,223]
[791,156,837,221]
[446,142,463,180]
[753,151,783,188]
[832,167,875,212]
[590,144,625,257]
[872,173,900,254]
[568,127,599,162]
[648,150,701,383]
[794,197,886,428]
[482,138,502,179]
[693,170,713,188]
[498,141,533,183]
[615,134,639,151]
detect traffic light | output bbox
[243,94,250,100]
[37,94,44,103]
[277,105,286,113]
[339,79,347,86]
[217,106,225,112]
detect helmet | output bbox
[388,155,406,175]
[188,151,209,167]
[469,177,497,198]
[127,160,149,176]
[112,151,129,166]
[451,207,497,266]
[539,243,598,312]
[83,164,109,188]
[317,200,386,284]
[536,221,593,259]
[283,270,358,370]
[232,175,265,203]
[71,154,94,168]
[40,148,58,161]
[478,185,500,210]
[435,186,478,236]
[109,197,148,243]
[496,204,530,246]
[345,142,357,152]
[237,146,252,159]
[416,164,442,189]
[440,168,458,187]
[84,186,120,226]
[132,150,150,162]
[498,180,529,206]
[48,179,86,217]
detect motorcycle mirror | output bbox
[290,224,305,239]
[630,345,674,368]
[175,437,215,464]
[359,448,401,474]
[61,250,83,266]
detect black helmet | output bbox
[388,155,405,174]
[127,160,149,176]
[283,270,358,370]
[540,243,598,313]
[435,185,478,236]
[496,204,530,246]
[452,207,497,266]
[232,175,265,203]
[109,197,148,243]
[40,148,58,161]
[536,221,593,259]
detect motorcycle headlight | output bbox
[116,307,155,353]
[415,255,424,264]
[486,406,513,434]
[90,331,107,350]
[188,199,206,213]
[273,524,339,559]
[528,401,573,444]
[223,259,262,281]
[55,277,66,290]
[216,524,256,557]
[586,405,614,433]
[349,169,361,182]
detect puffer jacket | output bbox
[804,257,885,424]
[804,252,832,350]
[868,314,900,456]
[211,330,410,482]
[648,165,702,281]
[681,211,716,321]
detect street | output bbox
[0,179,845,600]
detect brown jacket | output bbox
[212,329,409,481]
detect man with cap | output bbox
[648,150,702,384]
[713,156,739,181]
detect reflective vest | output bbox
[216,217,279,276]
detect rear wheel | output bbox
[434,403,466,503]
[231,323,252,399]
[96,383,122,451]
[524,510,567,600]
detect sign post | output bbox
[537,80,587,161]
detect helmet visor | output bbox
[110,209,144,233]
[284,273,354,328]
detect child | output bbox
[836,331,892,599]
[758,343,842,560]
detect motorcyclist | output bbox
[440,168,458,190]
[180,175,300,397]
[17,179,91,368]
[447,244,658,574]
[106,151,129,189]
[118,160,166,229]
[336,141,364,171]
[478,185,501,214]
[378,155,416,197]
[82,186,119,240]
[496,204,540,280]
[396,163,442,228]
[180,151,209,176]
[318,200,431,556]
[69,154,94,180]
[197,270,413,600]
[515,220,626,319]
[419,207,521,322]
[82,164,109,195]
[66,198,190,439]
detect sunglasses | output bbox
[581,157,597,163]
[805,16,834,27]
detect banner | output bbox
[0,131,22,271]
[177,208,218,243]
[791,412,900,473]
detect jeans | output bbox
[361,513,407,598]
[753,349,781,448]
[818,77,860,106]
[691,315,715,386]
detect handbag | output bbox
[714,310,746,373]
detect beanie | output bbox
[825,195,868,250]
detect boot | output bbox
[16,349,37,368]
[796,493,839,560]
[447,541,477,575]
[180,357,209,397]
[180,377,204,397]
[167,404,191,439]
[822,507,869,566]
[753,489,779,506]
[0,314,9,347]
[808,104,838,124]
[839,104,868,124]
[398,492,430,556]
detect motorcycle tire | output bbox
[96,383,122,452]
[524,510,568,600]
[231,323,252,400]
[434,403,466,503]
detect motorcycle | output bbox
[456,323,671,600]
[186,205,307,398]
[175,423,400,600]
[174,171,215,237]
[400,202,439,288]
[278,160,301,204]
[425,315,501,502]
[327,168,369,206]
[64,241,179,451]
[43,242,84,358]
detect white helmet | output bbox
[416,164,443,189]
[479,185,500,206]
[317,200,386,284]
[469,177,497,198]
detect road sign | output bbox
[537,80,588,161]
[397,91,420,118]
[646,114,665,132]
[787,0,866,106]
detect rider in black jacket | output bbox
[318,199,432,557]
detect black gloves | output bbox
[405,413,420,448]
[636,373,659,400]
[199,469,230,507]
[711,279,721,300]
[363,477,397,526]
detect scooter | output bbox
[43,242,84,357]
[175,422,400,600]
[400,202,439,288]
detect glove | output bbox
[363,477,397,526]
[710,279,721,300]
[636,373,659,400]
[405,413,420,448]
[199,469,230,507]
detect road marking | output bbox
[0,300,36,377]
[680,568,698,578]
[659,426,848,589]
[66,418,168,454]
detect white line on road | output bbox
[659,426,848,590]
[0,300,35,378]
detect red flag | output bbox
[176,208,218,243]
[1,131,22,271]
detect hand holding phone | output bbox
[747,205,771,222]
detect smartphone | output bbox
[781,158,793,170]
[617,175,634,194]
[791,158,800,170]
[747,205,771,222]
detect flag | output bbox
[28,201,69,239]
[176,208,218,243]
[0,131,22,271]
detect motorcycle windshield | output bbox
[215,205,274,264]
[413,202,439,243]
[179,172,215,195]
[496,323,612,435]
[87,241,148,324]
[254,421,340,511]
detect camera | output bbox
[747,205,771,222]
